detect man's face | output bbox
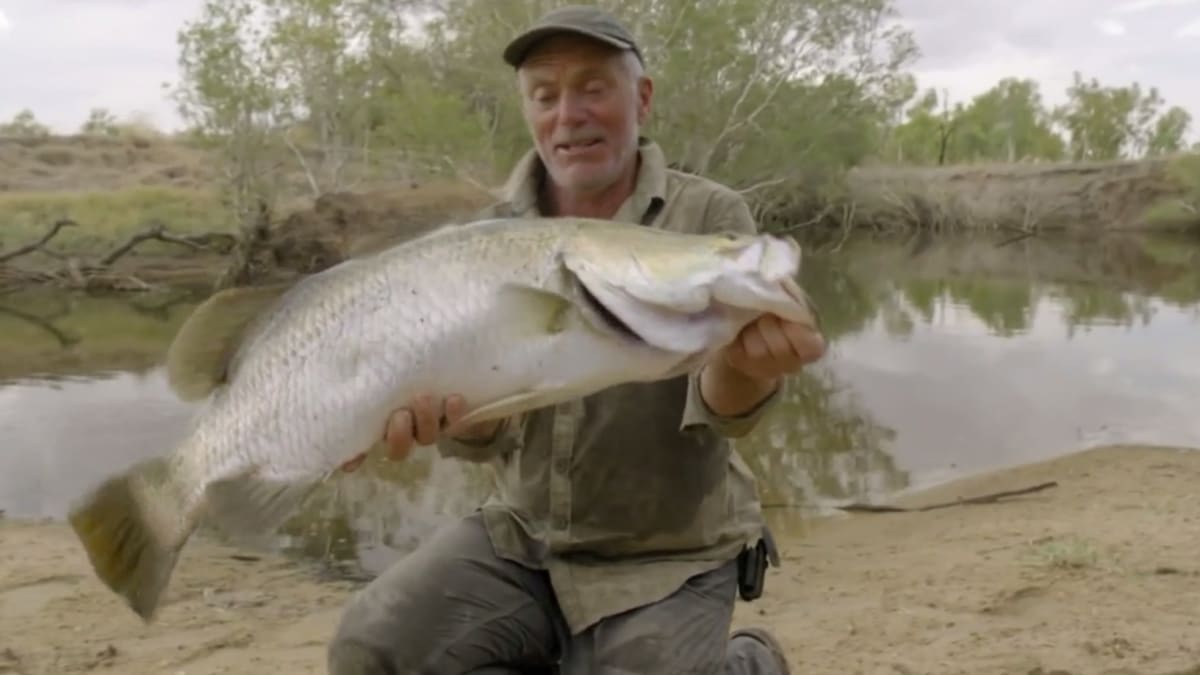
[517,35,652,194]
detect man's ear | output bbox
[637,75,654,125]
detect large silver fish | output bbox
[67,216,817,621]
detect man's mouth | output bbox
[555,138,604,155]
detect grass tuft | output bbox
[1023,535,1102,570]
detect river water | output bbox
[2,229,1198,576]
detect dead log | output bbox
[836,481,1059,513]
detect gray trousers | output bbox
[327,512,787,675]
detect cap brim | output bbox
[503,24,632,67]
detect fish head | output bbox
[558,220,818,359]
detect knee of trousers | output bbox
[326,592,411,675]
[327,635,395,675]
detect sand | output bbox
[2,443,1198,675]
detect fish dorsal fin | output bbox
[165,283,291,401]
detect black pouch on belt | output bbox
[736,526,781,601]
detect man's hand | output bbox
[724,313,825,381]
[700,314,826,417]
[339,394,502,473]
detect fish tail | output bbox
[66,455,199,622]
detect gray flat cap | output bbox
[502,5,643,67]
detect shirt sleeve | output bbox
[676,186,784,438]
[679,369,783,438]
[435,415,523,463]
[704,184,760,237]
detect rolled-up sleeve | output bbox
[435,415,522,463]
[679,370,782,438]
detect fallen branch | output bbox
[0,265,167,294]
[96,221,236,267]
[0,218,77,263]
[836,481,1059,514]
[100,222,168,266]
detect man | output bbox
[328,5,826,674]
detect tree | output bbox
[952,78,1064,162]
[173,0,290,225]
[1146,106,1192,156]
[883,87,959,164]
[80,108,120,136]
[0,109,50,137]
[171,0,412,218]
[1054,72,1167,160]
[878,72,1193,165]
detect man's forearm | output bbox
[698,359,780,417]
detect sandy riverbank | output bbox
[2,443,1198,675]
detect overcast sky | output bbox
[1,0,1199,138]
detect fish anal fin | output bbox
[202,466,325,544]
[165,283,291,401]
[453,388,574,429]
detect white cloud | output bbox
[1114,0,1200,14]
[1096,18,1129,35]
[1177,17,1200,35]
[0,8,11,35]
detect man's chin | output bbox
[547,165,616,192]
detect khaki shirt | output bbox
[437,138,781,635]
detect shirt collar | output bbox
[502,136,667,224]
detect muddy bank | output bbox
[765,154,1200,235]
[2,443,1197,675]
[240,181,494,283]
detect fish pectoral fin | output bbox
[165,282,292,401]
[202,466,325,543]
[453,388,574,429]
[493,283,574,336]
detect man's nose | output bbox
[554,91,588,126]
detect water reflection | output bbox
[0,287,203,382]
[0,370,198,518]
[1,231,1198,576]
